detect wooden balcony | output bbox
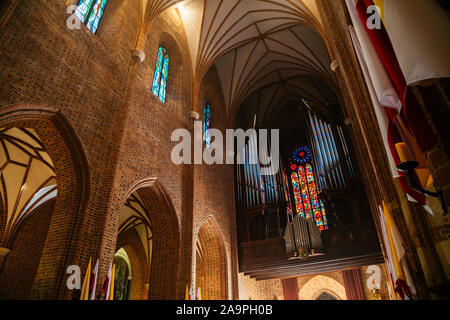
[239,222,384,280]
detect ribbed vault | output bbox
[0,128,56,247]
[139,1,337,119]
[118,191,153,269]
[174,0,336,118]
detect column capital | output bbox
[131,49,145,63]
[330,59,339,72]
[190,111,200,120]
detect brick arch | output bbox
[0,104,90,299]
[116,228,149,300]
[195,216,228,300]
[125,178,181,300]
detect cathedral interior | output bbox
[0,0,449,300]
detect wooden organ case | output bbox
[234,110,384,281]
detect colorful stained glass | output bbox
[203,99,211,147]
[305,164,328,230]
[291,171,303,216]
[75,0,95,23]
[290,146,328,230]
[298,166,312,219]
[152,47,169,103]
[86,0,109,34]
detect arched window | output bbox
[203,98,211,147]
[152,47,170,103]
[75,0,109,34]
[290,145,328,230]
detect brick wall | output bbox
[192,65,237,299]
[238,274,284,300]
[0,0,143,298]
[0,0,240,299]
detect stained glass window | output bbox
[290,146,328,230]
[75,0,109,34]
[203,99,211,148]
[152,47,169,103]
[291,145,312,165]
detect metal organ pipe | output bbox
[338,125,355,176]
[250,135,259,206]
[322,119,342,188]
[315,115,338,189]
[307,118,325,192]
[308,110,355,191]
[245,141,255,207]
[324,122,345,188]
[309,111,330,190]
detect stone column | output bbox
[314,0,448,299]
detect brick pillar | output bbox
[92,49,146,300]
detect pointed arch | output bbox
[124,177,181,300]
[299,275,347,300]
[0,104,90,299]
[195,215,229,300]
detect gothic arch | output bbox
[299,275,347,300]
[124,178,181,300]
[0,104,90,299]
[195,216,228,300]
[313,289,340,300]
[116,227,149,300]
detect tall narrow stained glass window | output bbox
[203,99,211,148]
[75,0,109,34]
[152,47,169,103]
[289,145,328,230]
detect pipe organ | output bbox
[235,108,383,277]
[235,132,290,210]
[284,214,324,259]
[234,131,291,242]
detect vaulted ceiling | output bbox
[0,128,56,247]
[143,0,338,121]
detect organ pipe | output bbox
[307,110,356,191]
[235,130,289,209]
[284,214,324,259]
